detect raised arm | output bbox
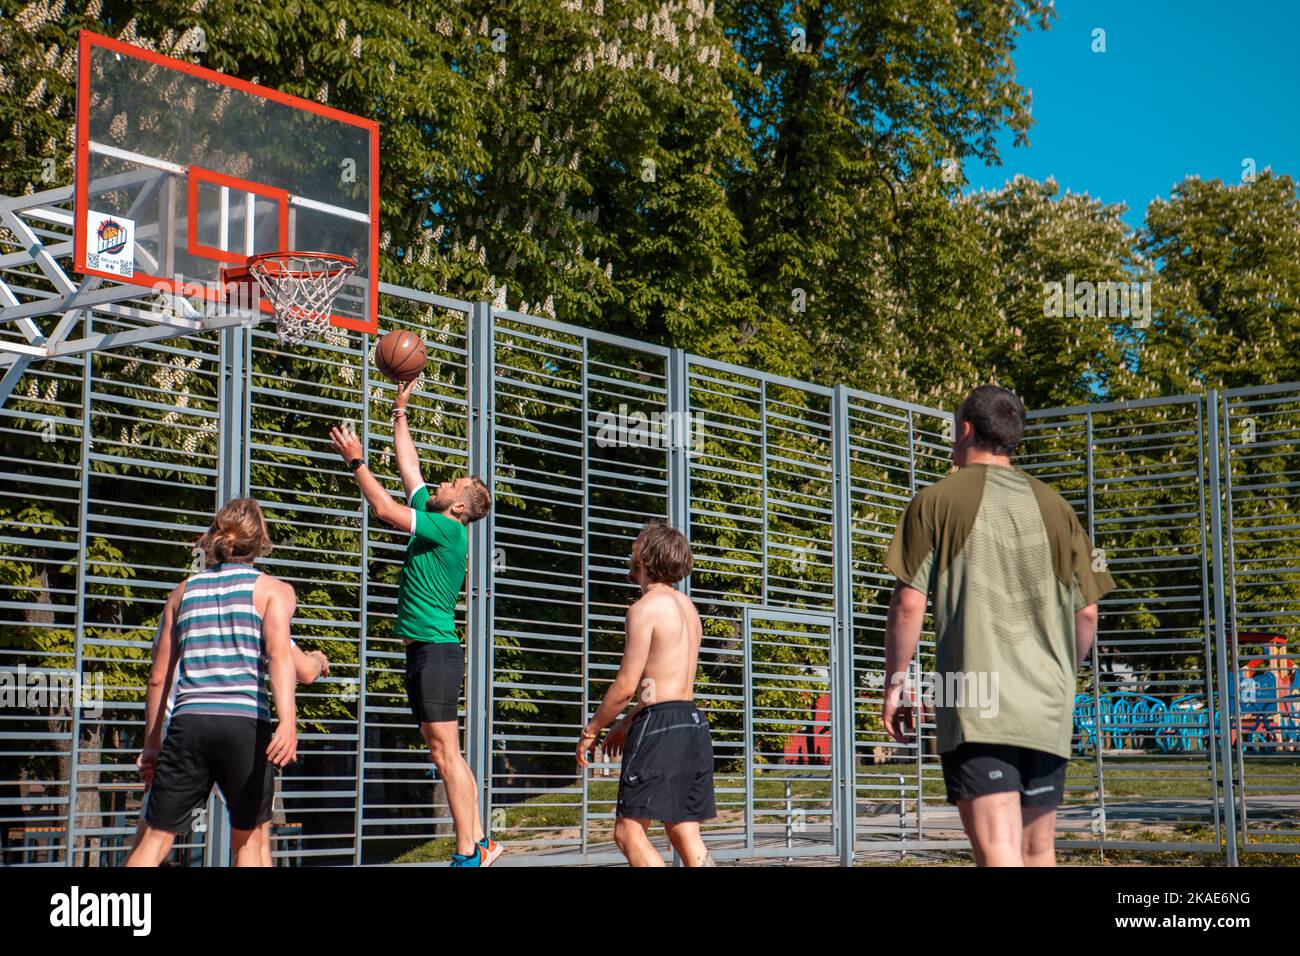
[393,380,425,501]
[330,425,416,532]
[263,578,298,768]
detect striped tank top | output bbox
[171,562,269,721]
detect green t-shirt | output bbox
[883,463,1116,758]
[395,484,469,643]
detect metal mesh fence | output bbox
[0,286,1285,865]
[1223,384,1300,855]
[1019,396,1226,853]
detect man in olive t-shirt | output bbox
[882,385,1115,867]
[329,378,497,867]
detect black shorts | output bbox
[144,713,277,833]
[940,743,1068,808]
[617,700,716,823]
[404,640,464,724]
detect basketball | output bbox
[375,330,427,382]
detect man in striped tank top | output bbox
[330,378,497,867]
[127,498,299,867]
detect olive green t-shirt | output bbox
[395,484,468,643]
[883,463,1116,758]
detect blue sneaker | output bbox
[449,850,481,868]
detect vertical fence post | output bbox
[831,386,856,866]
[667,349,690,865]
[1220,391,1249,846]
[743,607,755,854]
[1084,412,1107,852]
[1194,398,1223,848]
[1206,389,1239,865]
[668,350,689,536]
[905,411,923,843]
[352,327,371,864]
[64,315,93,865]
[203,322,247,867]
[466,302,494,833]
[578,336,591,856]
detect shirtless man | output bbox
[576,521,716,867]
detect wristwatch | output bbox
[348,458,365,472]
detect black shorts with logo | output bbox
[144,713,277,833]
[940,743,1068,808]
[617,700,716,823]
[404,640,464,724]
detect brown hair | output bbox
[463,476,493,523]
[632,520,693,584]
[195,498,273,566]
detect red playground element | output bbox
[784,692,832,764]
[1234,631,1297,751]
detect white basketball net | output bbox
[248,253,356,345]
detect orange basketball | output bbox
[375,330,427,382]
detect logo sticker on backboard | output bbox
[85,210,135,277]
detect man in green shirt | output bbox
[329,379,498,867]
[882,385,1115,867]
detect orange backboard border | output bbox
[74,28,380,334]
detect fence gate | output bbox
[742,607,839,861]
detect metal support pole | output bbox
[1194,399,1223,846]
[1085,413,1106,852]
[759,380,769,605]
[668,350,690,542]
[207,322,247,866]
[831,385,856,866]
[1206,389,1239,865]
[1221,391,1249,845]
[352,329,371,865]
[743,608,755,853]
[466,302,495,832]
[64,320,93,865]
[579,336,590,855]
[906,411,923,842]
[668,348,690,865]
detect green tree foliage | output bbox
[1143,170,1300,392]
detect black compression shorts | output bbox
[940,743,1068,808]
[404,640,464,724]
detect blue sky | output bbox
[964,0,1300,230]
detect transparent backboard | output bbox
[75,29,379,333]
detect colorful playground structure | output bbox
[1071,632,1298,754]
[772,633,1299,761]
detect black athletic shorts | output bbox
[940,743,1068,808]
[144,713,277,833]
[617,700,716,823]
[404,640,464,724]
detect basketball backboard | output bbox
[74,29,379,334]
